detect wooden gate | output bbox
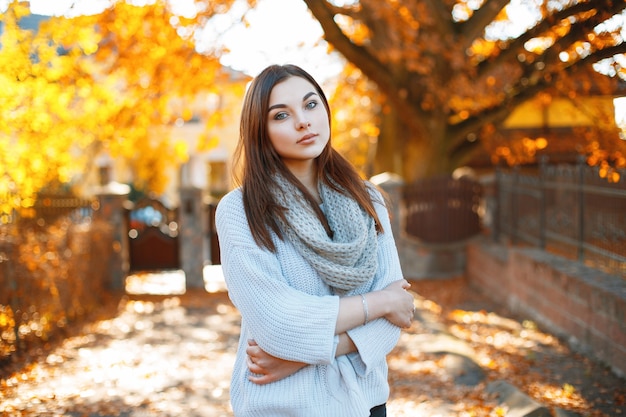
[126,197,180,272]
[403,176,482,244]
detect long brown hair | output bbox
[233,64,384,252]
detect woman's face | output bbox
[266,76,330,171]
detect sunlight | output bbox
[125,270,187,295]
[198,0,342,80]
[204,264,228,293]
[614,97,626,137]
[527,381,589,411]
[124,265,227,294]
[26,0,110,16]
[484,0,542,39]
[2,295,238,416]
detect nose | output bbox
[295,115,311,130]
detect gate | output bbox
[207,201,221,264]
[126,197,180,272]
[403,176,482,243]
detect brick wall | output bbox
[467,239,626,378]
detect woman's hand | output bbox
[246,340,308,385]
[379,279,415,328]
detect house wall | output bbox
[466,239,626,378]
[503,96,616,128]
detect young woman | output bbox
[215,64,415,417]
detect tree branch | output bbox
[448,65,563,153]
[479,0,625,76]
[584,42,626,65]
[545,5,626,67]
[447,102,512,154]
[302,0,395,92]
[302,0,427,133]
[422,0,455,37]
[449,41,624,157]
[449,137,483,168]
[459,0,509,50]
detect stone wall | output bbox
[375,172,625,377]
[466,239,626,378]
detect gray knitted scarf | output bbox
[272,174,378,294]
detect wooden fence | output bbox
[0,194,112,361]
[494,158,626,277]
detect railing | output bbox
[26,194,97,225]
[494,157,626,277]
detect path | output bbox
[1,270,624,416]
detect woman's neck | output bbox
[286,161,321,203]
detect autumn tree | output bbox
[0,0,250,216]
[329,63,383,177]
[302,0,626,181]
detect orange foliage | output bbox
[329,63,382,177]
[304,0,626,180]
[0,218,114,361]
[0,0,249,215]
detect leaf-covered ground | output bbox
[1,276,624,416]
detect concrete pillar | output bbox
[179,187,207,288]
[370,172,404,238]
[94,182,130,291]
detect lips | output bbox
[297,133,317,143]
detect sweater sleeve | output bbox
[346,187,404,376]
[216,189,341,365]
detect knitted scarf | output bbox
[272,174,378,294]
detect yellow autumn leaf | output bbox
[173,140,189,162]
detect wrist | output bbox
[368,290,390,321]
[336,333,357,356]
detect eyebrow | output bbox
[268,91,318,112]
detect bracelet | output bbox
[361,294,369,325]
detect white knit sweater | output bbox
[215,186,404,417]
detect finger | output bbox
[247,356,265,374]
[246,344,260,357]
[248,339,258,346]
[249,362,266,375]
[248,373,274,385]
[247,354,262,368]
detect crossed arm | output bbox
[246,278,415,384]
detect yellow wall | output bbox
[503,96,616,128]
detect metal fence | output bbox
[494,158,626,277]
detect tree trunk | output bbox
[373,105,402,176]
[375,105,454,182]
